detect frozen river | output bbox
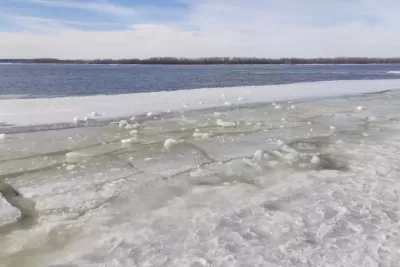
[1,80,400,266]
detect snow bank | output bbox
[1,79,400,127]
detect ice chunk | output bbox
[330,125,336,130]
[275,105,282,109]
[91,112,101,117]
[129,129,139,135]
[238,97,246,101]
[356,106,365,111]
[0,133,6,139]
[118,120,128,128]
[130,116,136,121]
[146,112,153,117]
[83,116,93,122]
[214,112,221,117]
[224,101,232,106]
[73,117,83,124]
[216,119,236,128]
[310,155,320,164]
[193,132,210,139]
[65,165,76,171]
[164,138,178,149]
[253,149,264,160]
[121,138,136,145]
[65,152,90,163]
[276,139,285,146]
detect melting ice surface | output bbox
[1,80,400,266]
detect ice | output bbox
[1,79,400,127]
[0,133,6,139]
[164,138,178,149]
[357,105,365,111]
[120,137,136,145]
[65,165,76,171]
[91,112,101,117]
[216,119,236,128]
[1,80,400,266]
[129,129,138,135]
[193,132,210,139]
[65,151,89,159]
[118,120,128,128]
[253,149,264,160]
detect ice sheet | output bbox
[1,82,400,266]
[0,79,400,128]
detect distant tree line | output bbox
[1,57,400,65]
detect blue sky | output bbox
[1,0,400,58]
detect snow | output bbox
[192,132,210,139]
[1,79,400,266]
[129,129,138,135]
[253,149,264,160]
[0,79,399,128]
[164,138,178,149]
[121,137,136,145]
[216,119,236,128]
[357,105,365,111]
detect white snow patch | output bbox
[65,165,76,171]
[192,132,210,139]
[253,149,264,160]
[164,138,178,149]
[0,133,6,139]
[1,79,400,127]
[276,139,285,146]
[216,119,236,128]
[356,106,365,111]
[118,120,128,128]
[310,155,320,164]
[65,152,89,160]
[91,112,101,117]
[121,138,136,145]
[129,129,139,135]
[214,112,221,117]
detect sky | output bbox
[0,0,400,59]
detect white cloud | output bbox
[25,0,135,16]
[1,0,400,59]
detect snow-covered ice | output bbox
[1,80,400,266]
[0,79,399,128]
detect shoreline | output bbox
[2,57,400,65]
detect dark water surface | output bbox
[1,64,400,98]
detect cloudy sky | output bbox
[1,0,399,59]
